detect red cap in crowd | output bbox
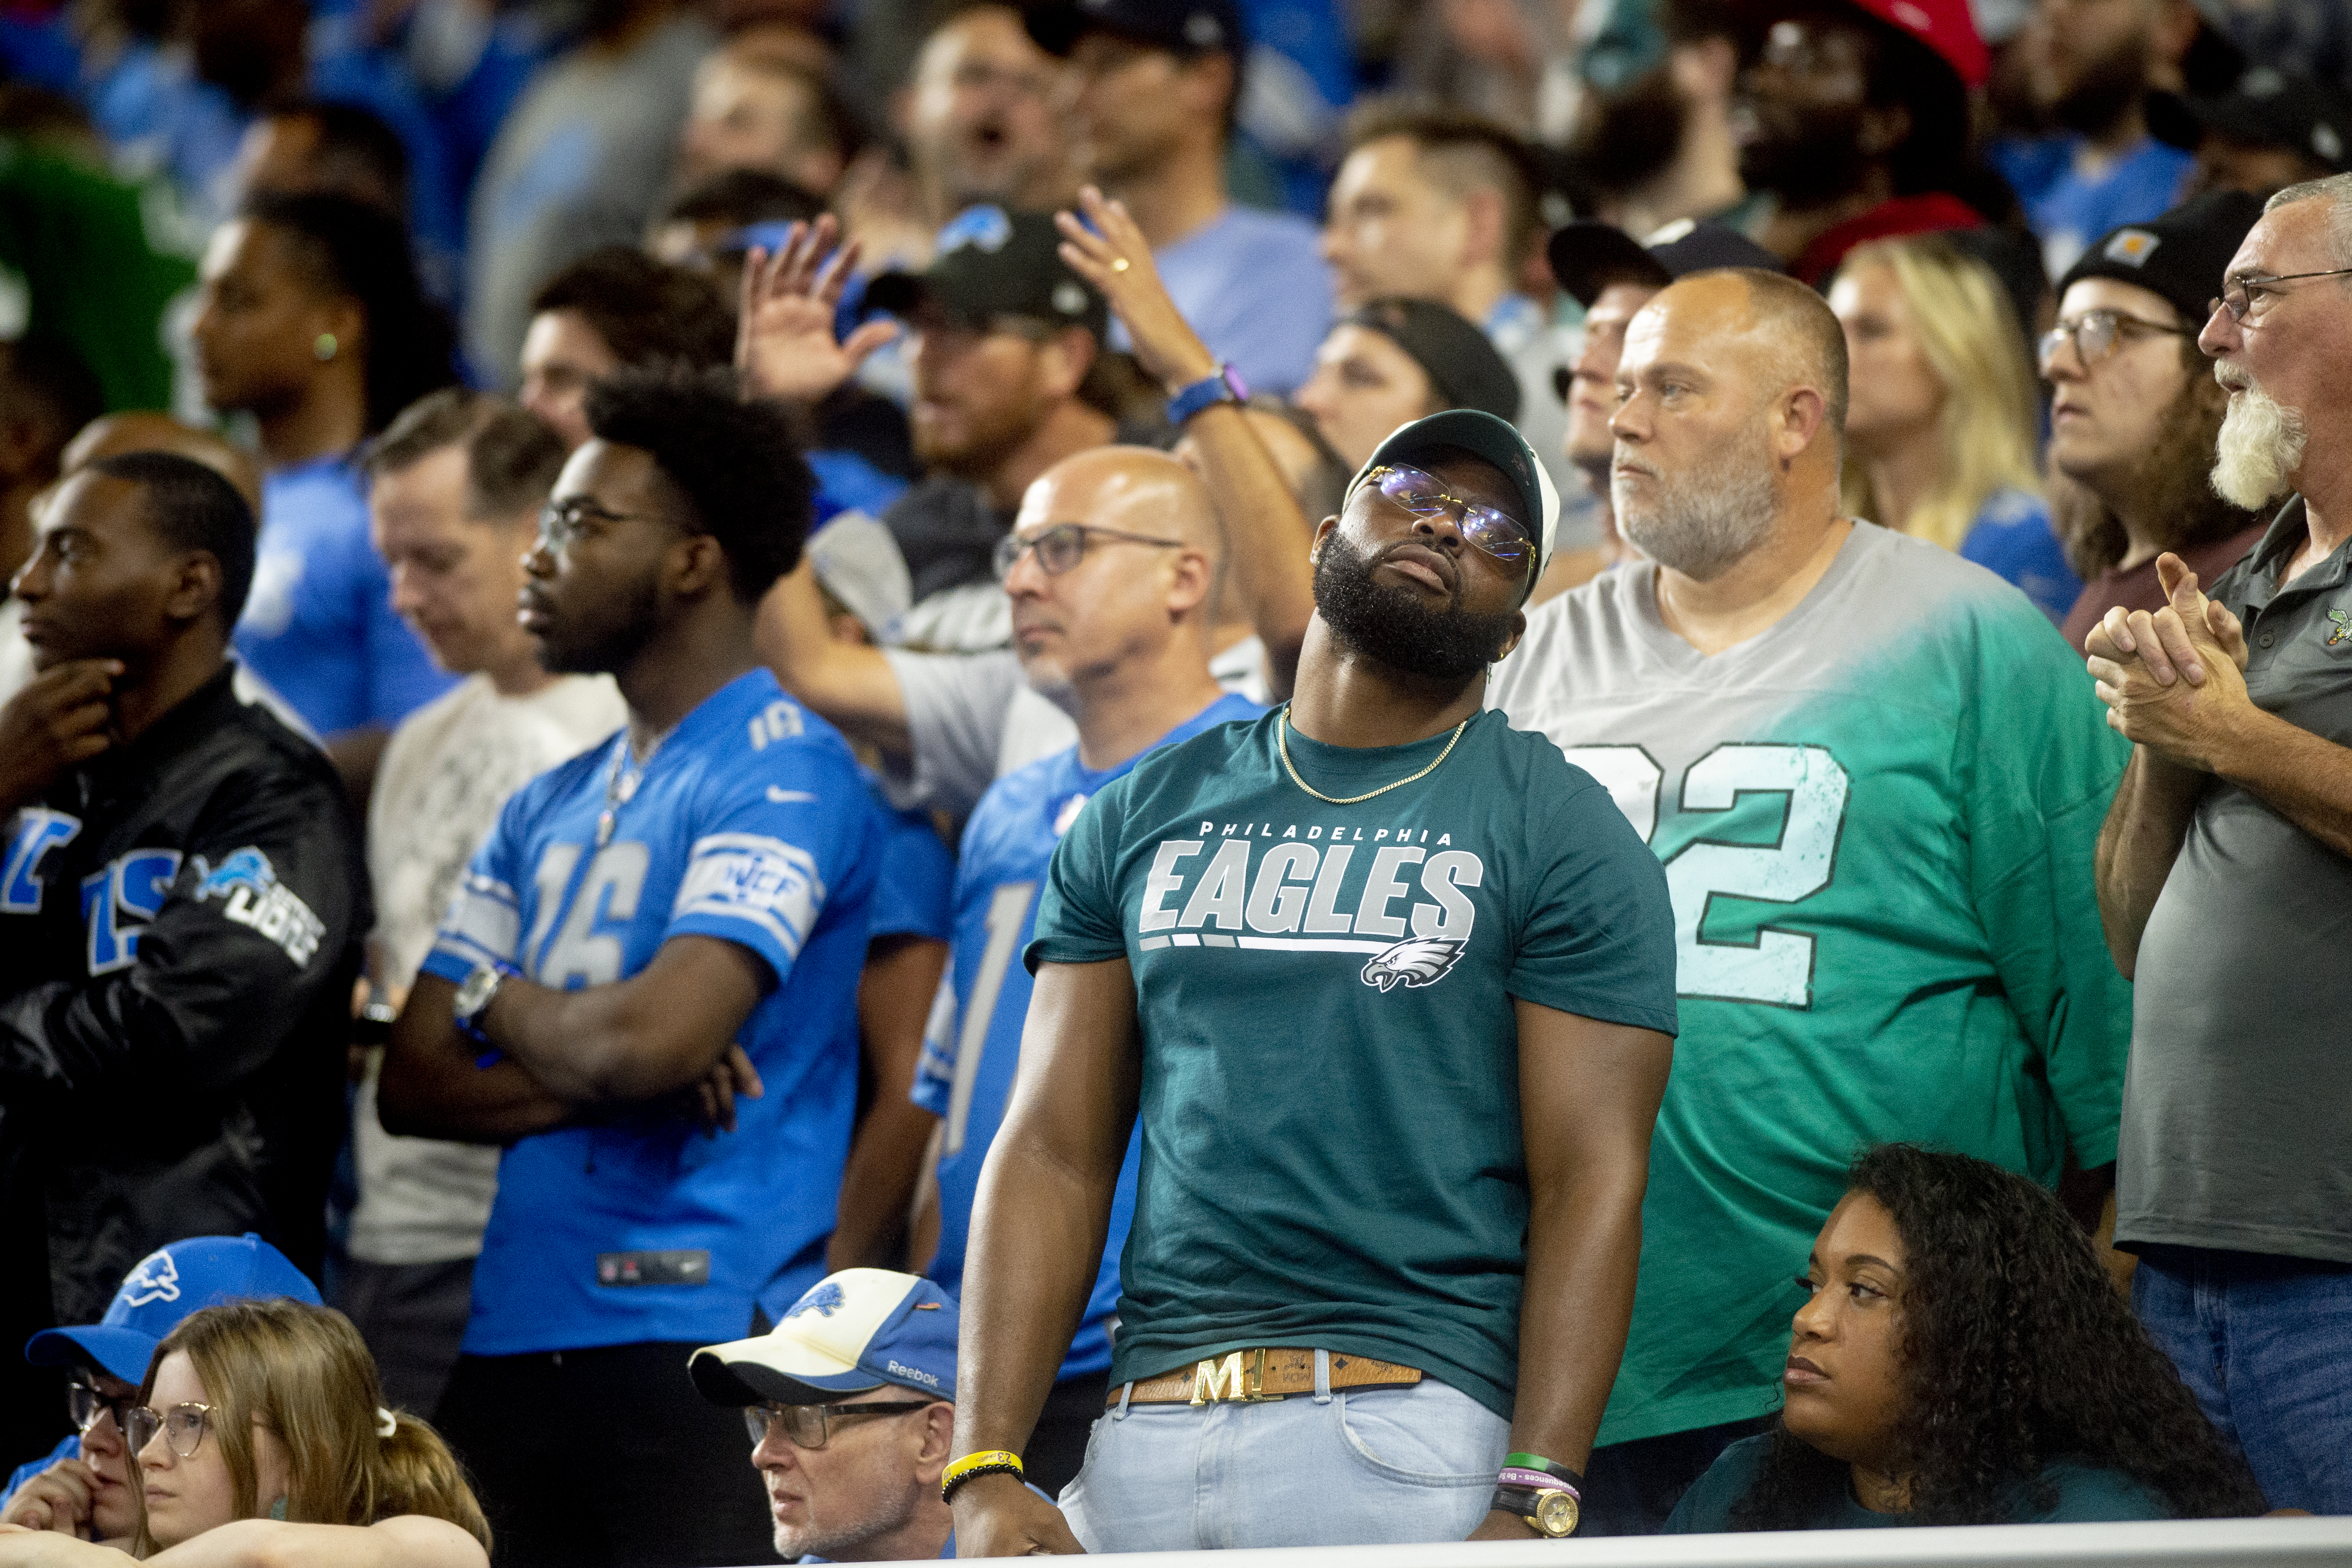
[1838,0,1987,89]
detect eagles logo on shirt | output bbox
[1361,935,1466,992]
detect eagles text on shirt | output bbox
[1131,818,1481,990]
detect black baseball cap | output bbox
[1356,409,1561,595]
[1546,217,1785,308]
[1345,298,1520,425]
[2148,69,2352,174]
[1024,0,1244,57]
[2057,189,2266,330]
[865,205,1108,341]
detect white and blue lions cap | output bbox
[1352,409,1561,600]
[25,1234,323,1384]
[688,1269,956,1407]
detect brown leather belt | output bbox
[1111,1348,1425,1406]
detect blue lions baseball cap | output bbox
[25,1234,323,1385]
[688,1269,957,1406]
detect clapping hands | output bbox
[2086,553,2253,770]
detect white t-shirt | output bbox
[349,670,626,1266]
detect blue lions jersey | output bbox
[421,669,881,1354]
[913,694,1258,1377]
[867,776,954,946]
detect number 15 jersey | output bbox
[1488,523,2133,1446]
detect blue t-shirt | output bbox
[869,780,954,945]
[912,694,1261,1379]
[1996,133,2193,277]
[234,454,457,738]
[421,669,882,1352]
[1151,205,1332,398]
[1960,488,2081,626]
[1663,1434,2172,1531]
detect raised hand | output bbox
[736,214,901,406]
[1055,187,1218,392]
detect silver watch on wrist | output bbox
[451,962,510,1045]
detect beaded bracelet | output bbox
[941,1449,1024,1503]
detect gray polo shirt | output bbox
[2119,497,2352,1263]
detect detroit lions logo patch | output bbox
[120,1249,180,1307]
[190,847,324,967]
[787,1281,846,1319]
[1360,935,1466,992]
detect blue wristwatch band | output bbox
[1167,362,1248,425]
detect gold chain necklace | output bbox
[1276,705,1470,806]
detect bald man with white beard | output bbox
[1489,268,2134,1533]
[2088,172,2352,1515]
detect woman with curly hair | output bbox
[0,1299,489,1566]
[1665,1144,2266,1531]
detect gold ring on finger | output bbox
[1110,258,1130,272]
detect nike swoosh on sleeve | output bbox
[766,787,817,803]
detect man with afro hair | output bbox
[381,369,887,1568]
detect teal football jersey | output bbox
[1489,523,2133,1444]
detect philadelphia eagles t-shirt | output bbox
[1026,707,1677,1419]
[1488,522,2133,1446]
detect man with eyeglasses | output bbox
[1489,269,2133,1533]
[690,1268,998,1562]
[2089,171,2352,1515]
[901,4,1074,236]
[741,208,1117,660]
[902,445,1256,1497]
[2048,192,2268,650]
[378,370,884,1568]
[4,1234,320,1541]
[949,409,1678,1554]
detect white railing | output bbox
[825,1517,2352,1566]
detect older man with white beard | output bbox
[2087,171,2352,1516]
[1488,268,2134,1534]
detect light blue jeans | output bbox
[1058,1357,1510,1551]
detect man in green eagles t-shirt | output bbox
[1488,268,2133,1532]
[946,407,1679,1554]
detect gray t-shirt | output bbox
[2119,497,2352,1263]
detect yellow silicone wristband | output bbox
[943,1450,1023,1489]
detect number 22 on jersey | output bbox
[1560,743,1850,1008]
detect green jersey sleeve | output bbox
[1960,605,2134,1168]
[1026,778,1129,971]
[1507,771,1680,1033]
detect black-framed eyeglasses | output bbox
[127,1402,214,1459]
[2037,309,2195,371]
[2212,267,2352,323]
[993,522,1187,580]
[741,1400,931,1450]
[67,1379,137,1438]
[535,497,658,553]
[1361,464,1532,567]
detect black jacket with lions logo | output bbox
[0,665,368,1327]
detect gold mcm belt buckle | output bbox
[1188,1348,1279,1404]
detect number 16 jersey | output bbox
[1488,523,2133,1447]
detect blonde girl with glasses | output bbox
[0,1300,489,1566]
[1828,235,2081,623]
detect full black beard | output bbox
[532,572,662,678]
[1566,65,1691,196]
[1311,529,1517,681]
[2049,36,2146,138]
[1737,98,1872,208]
